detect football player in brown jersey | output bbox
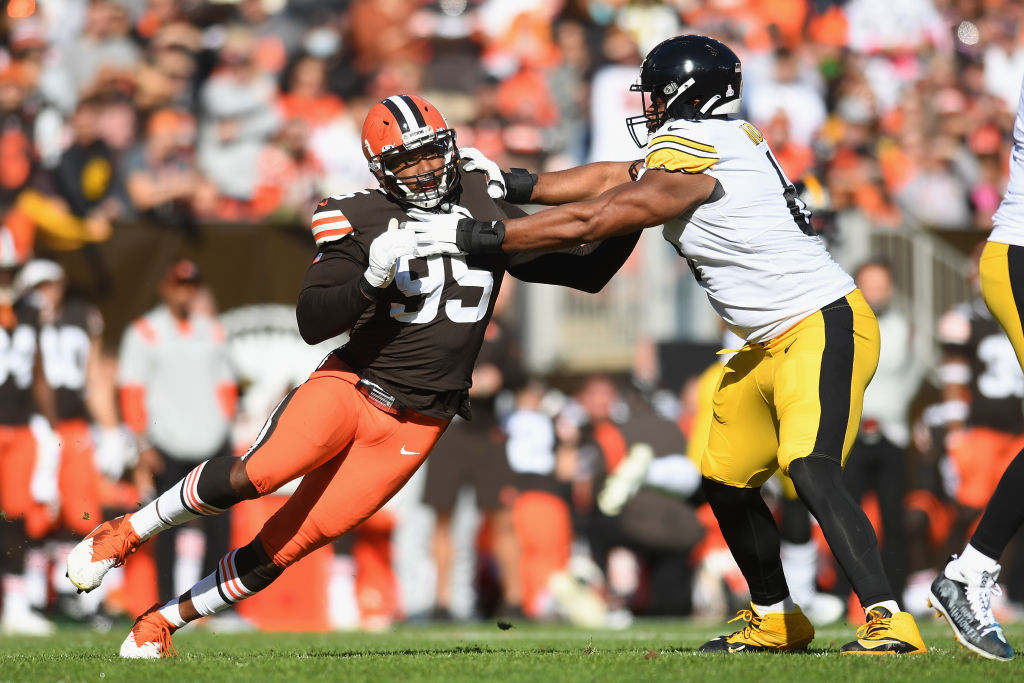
[66,94,642,658]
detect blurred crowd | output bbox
[1,0,1024,634]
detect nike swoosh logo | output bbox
[857,639,903,649]
[727,644,746,652]
[400,446,421,455]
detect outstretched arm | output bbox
[507,229,642,293]
[502,169,716,252]
[460,146,638,205]
[527,161,640,205]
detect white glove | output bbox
[28,414,61,508]
[460,147,505,199]
[93,425,133,479]
[365,220,418,288]
[597,443,654,516]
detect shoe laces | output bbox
[134,612,178,658]
[967,571,1002,634]
[855,609,891,641]
[91,518,139,568]
[727,609,763,639]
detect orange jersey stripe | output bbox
[314,226,353,241]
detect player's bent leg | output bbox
[69,371,365,594]
[66,455,246,593]
[787,457,925,654]
[120,537,283,659]
[699,478,813,653]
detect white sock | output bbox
[2,574,29,614]
[130,461,224,541]
[158,598,187,628]
[189,549,256,618]
[866,599,900,616]
[752,596,797,614]
[780,540,818,607]
[23,547,49,609]
[327,554,359,630]
[950,543,999,580]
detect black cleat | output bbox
[929,558,1014,661]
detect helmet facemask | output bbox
[626,84,676,147]
[368,128,459,210]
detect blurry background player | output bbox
[17,259,129,623]
[422,277,524,621]
[0,228,60,635]
[117,260,238,604]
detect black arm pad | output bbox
[456,218,506,254]
[502,168,538,204]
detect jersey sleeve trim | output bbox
[311,209,353,247]
[649,134,717,155]
[645,148,718,173]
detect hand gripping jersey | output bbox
[0,299,40,425]
[991,74,1024,247]
[648,117,855,343]
[39,298,103,421]
[303,170,642,420]
[939,299,1024,433]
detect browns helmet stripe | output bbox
[398,95,427,127]
[381,95,425,134]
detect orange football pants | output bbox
[0,424,52,538]
[56,419,104,536]
[245,355,449,568]
[948,427,1024,510]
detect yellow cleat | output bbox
[699,604,814,653]
[840,608,927,655]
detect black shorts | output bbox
[422,416,515,512]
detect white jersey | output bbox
[646,117,855,343]
[991,74,1024,247]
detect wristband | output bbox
[456,218,506,255]
[502,168,538,204]
[359,275,384,301]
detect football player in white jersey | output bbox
[407,35,926,655]
[928,74,1024,662]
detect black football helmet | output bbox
[626,35,743,147]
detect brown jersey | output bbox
[40,298,102,421]
[298,170,643,420]
[941,299,1024,434]
[0,299,40,426]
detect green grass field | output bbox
[4,618,1024,682]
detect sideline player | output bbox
[406,36,925,654]
[65,94,642,658]
[928,74,1024,662]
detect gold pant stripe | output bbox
[701,290,880,488]
[980,241,1024,371]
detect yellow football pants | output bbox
[980,241,1024,370]
[701,290,880,488]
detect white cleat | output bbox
[119,608,178,659]
[66,514,141,593]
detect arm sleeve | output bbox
[506,230,642,293]
[296,240,375,345]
